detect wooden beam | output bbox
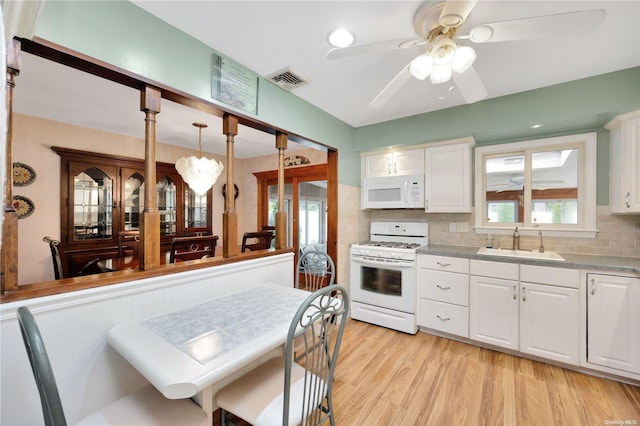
[139,86,161,270]
[275,132,288,250]
[222,114,239,257]
[2,39,22,293]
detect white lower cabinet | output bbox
[587,273,640,375]
[418,255,469,337]
[469,261,580,365]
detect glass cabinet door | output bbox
[157,175,177,236]
[185,187,208,229]
[123,170,145,231]
[71,165,115,241]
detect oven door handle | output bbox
[350,255,414,267]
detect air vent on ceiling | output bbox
[265,68,310,91]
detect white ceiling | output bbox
[133,0,640,128]
[11,1,640,158]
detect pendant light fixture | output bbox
[175,122,224,195]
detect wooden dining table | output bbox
[98,252,170,272]
[106,283,311,424]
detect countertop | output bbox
[417,245,640,274]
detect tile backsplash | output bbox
[363,206,640,259]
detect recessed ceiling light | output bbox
[328,29,354,48]
[530,124,544,129]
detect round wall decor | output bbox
[13,162,37,186]
[12,195,35,219]
[222,183,239,200]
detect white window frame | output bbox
[474,132,597,238]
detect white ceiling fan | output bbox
[488,175,566,193]
[327,1,606,107]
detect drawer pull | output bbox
[436,262,451,267]
[436,315,451,321]
[436,285,451,290]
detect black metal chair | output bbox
[216,285,349,426]
[241,230,275,252]
[43,236,100,279]
[169,235,218,263]
[16,306,208,426]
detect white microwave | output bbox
[361,174,424,209]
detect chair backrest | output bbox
[169,235,218,263]
[43,237,64,280]
[118,230,140,257]
[295,250,335,292]
[283,285,349,425]
[17,306,68,426]
[241,230,275,253]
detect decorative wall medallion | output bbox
[222,183,239,200]
[12,162,36,186]
[284,155,310,167]
[12,195,35,219]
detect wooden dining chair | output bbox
[184,227,210,237]
[241,230,275,253]
[118,230,140,257]
[42,236,100,279]
[169,235,218,263]
[16,306,208,426]
[216,285,349,426]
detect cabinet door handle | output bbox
[590,278,596,295]
[394,162,397,174]
[625,192,631,208]
[513,285,517,300]
[436,315,450,321]
[522,286,527,302]
[436,285,451,290]
[425,199,429,210]
[436,262,450,267]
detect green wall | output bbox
[34,1,640,201]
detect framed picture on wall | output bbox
[211,53,259,115]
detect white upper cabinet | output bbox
[424,140,472,212]
[606,110,640,214]
[363,148,424,178]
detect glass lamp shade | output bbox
[175,156,224,195]
[430,63,452,84]
[452,45,477,74]
[409,54,433,80]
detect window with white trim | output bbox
[474,133,597,238]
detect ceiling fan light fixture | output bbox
[452,45,476,73]
[409,54,433,80]
[432,38,456,65]
[328,28,354,48]
[430,63,452,84]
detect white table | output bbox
[107,284,311,422]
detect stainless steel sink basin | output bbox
[476,247,565,261]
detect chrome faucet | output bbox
[512,227,520,250]
[538,230,545,253]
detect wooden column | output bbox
[139,86,161,270]
[222,114,239,257]
[275,132,288,249]
[1,40,21,293]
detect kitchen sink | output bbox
[476,247,565,261]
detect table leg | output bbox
[194,386,214,425]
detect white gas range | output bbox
[349,222,428,334]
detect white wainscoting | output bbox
[0,253,294,425]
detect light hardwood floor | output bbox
[332,319,640,425]
[215,319,640,425]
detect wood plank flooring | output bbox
[215,319,640,425]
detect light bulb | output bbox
[432,38,456,65]
[409,54,433,80]
[452,45,477,74]
[430,63,452,84]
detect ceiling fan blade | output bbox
[452,66,487,104]
[370,64,413,108]
[468,9,606,43]
[327,38,423,59]
[439,0,478,28]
